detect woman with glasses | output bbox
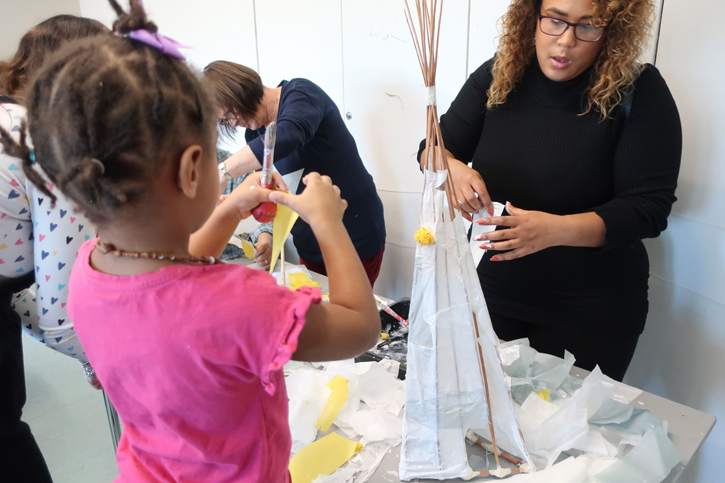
[420,0,681,381]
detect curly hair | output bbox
[488,0,655,119]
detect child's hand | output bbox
[253,232,273,268]
[221,172,288,219]
[269,173,347,230]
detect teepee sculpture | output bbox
[399,0,534,479]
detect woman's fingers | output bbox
[456,187,478,215]
[272,171,288,192]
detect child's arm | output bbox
[189,172,287,258]
[269,174,380,361]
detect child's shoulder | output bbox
[195,263,287,298]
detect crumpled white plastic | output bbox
[349,405,403,445]
[286,359,406,481]
[352,361,405,416]
[494,340,682,482]
[470,202,506,267]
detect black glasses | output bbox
[538,15,605,42]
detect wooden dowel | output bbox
[472,312,501,469]
[473,439,523,466]
[281,245,286,287]
[478,468,523,477]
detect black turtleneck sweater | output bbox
[433,58,682,334]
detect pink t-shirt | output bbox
[69,240,320,482]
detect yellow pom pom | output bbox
[414,227,435,245]
[381,333,389,340]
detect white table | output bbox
[299,267,716,483]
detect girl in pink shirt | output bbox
[0,1,380,481]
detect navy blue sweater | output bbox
[246,79,385,264]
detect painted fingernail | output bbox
[472,235,483,241]
[476,219,489,225]
[488,209,494,216]
[490,256,499,261]
[480,244,492,250]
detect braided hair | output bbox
[0,0,215,226]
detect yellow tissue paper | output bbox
[227,235,256,259]
[315,375,349,432]
[414,227,435,245]
[537,389,550,402]
[270,199,299,274]
[289,433,362,483]
[289,273,321,289]
[240,239,256,259]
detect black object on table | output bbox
[355,298,410,380]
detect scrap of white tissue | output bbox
[525,368,613,469]
[591,425,682,483]
[287,360,404,482]
[599,373,644,405]
[349,406,403,444]
[470,201,506,266]
[288,398,324,453]
[353,362,405,416]
[516,392,560,434]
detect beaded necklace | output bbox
[95,241,222,265]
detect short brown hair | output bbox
[203,61,263,137]
[0,15,108,102]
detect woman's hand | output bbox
[474,202,606,261]
[474,202,565,261]
[269,173,347,232]
[421,148,493,220]
[253,232,273,268]
[448,158,493,219]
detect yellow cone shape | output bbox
[289,433,362,483]
[315,375,349,432]
[270,200,299,274]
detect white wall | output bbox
[0,0,82,60]
[75,2,720,480]
[622,1,725,482]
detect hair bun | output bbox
[109,0,158,35]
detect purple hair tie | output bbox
[124,29,190,60]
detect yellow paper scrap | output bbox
[227,235,256,259]
[270,199,299,274]
[289,433,362,483]
[315,375,349,432]
[537,389,550,402]
[322,295,330,302]
[241,239,255,259]
[414,227,435,245]
[289,272,321,289]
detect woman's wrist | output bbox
[559,212,606,248]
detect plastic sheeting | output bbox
[285,360,406,482]
[400,170,533,480]
[491,340,682,482]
